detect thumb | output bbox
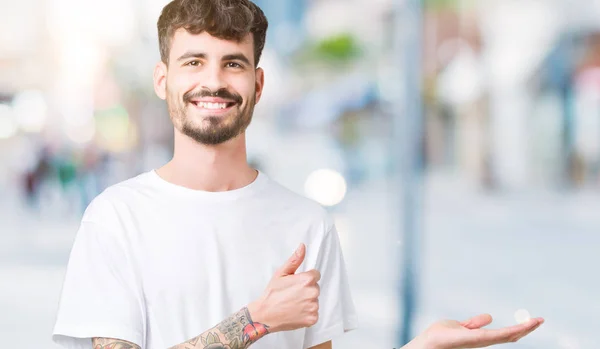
[276,243,306,276]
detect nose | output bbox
[200,64,226,92]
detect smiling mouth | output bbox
[191,101,238,110]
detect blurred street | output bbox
[2,172,598,349]
[3,0,600,348]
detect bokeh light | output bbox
[304,169,348,207]
[0,104,18,140]
[64,119,96,145]
[12,90,48,133]
[514,309,531,324]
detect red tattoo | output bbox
[242,322,269,343]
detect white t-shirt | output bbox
[52,170,358,349]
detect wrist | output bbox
[247,299,279,334]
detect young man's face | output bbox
[154,29,264,145]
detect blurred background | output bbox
[1,0,599,348]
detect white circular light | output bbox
[65,120,96,144]
[304,169,347,207]
[0,104,18,139]
[12,90,48,133]
[514,309,531,324]
[59,38,105,87]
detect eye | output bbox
[186,60,200,67]
[226,62,242,69]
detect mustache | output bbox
[183,89,243,105]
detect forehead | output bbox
[170,29,254,62]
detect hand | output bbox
[413,313,544,349]
[248,243,321,333]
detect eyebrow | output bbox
[176,51,252,66]
[177,51,207,62]
[222,53,251,66]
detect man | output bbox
[52,0,544,348]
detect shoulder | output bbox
[81,171,155,224]
[262,175,334,233]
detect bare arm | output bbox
[169,306,270,349]
[92,338,139,349]
[93,306,269,349]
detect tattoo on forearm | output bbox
[92,338,140,349]
[172,307,270,349]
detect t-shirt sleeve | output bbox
[52,219,145,349]
[303,224,358,348]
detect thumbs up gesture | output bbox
[248,243,321,333]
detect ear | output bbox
[153,61,168,100]
[254,67,265,104]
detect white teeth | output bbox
[197,102,228,109]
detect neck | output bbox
[156,130,257,192]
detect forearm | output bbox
[93,306,270,349]
[169,306,269,349]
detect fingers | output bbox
[514,318,545,342]
[477,317,544,346]
[277,243,306,276]
[307,269,321,283]
[461,314,493,329]
[298,269,321,285]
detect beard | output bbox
[167,87,255,145]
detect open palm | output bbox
[421,313,544,349]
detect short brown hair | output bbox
[157,0,268,66]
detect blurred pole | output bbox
[561,83,575,189]
[393,0,424,346]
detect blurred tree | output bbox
[424,0,476,10]
[293,33,362,66]
[313,34,361,62]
